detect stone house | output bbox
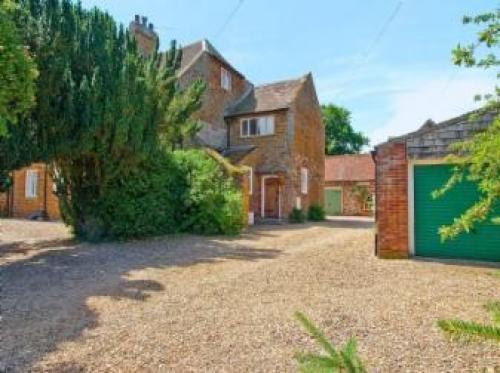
[0,15,324,222]
[373,110,499,262]
[324,154,374,216]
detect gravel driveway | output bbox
[1,218,499,372]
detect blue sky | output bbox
[81,0,498,147]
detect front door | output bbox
[264,178,280,218]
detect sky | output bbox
[80,0,498,148]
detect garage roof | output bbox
[325,154,375,182]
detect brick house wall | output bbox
[289,74,325,213]
[226,74,324,219]
[1,163,61,220]
[179,48,251,149]
[227,110,291,217]
[325,180,375,216]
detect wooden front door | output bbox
[264,178,280,218]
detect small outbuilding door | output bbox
[325,189,342,215]
[413,164,500,262]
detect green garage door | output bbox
[325,189,342,215]
[414,164,500,262]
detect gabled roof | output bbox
[179,39,245,79]
[226,75,308,117]
[325,154,375,182]
[376,109,497,147]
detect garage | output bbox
[324,188,342,215]
[413,164,500,262]
[374,110,498,260]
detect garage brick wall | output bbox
[374,141,409,258]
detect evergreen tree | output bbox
[0,0,37,136]
[11,0,204,239]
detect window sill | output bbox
[240,134,275,139]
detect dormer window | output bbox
[221,67,231,91]
[240,116,275,137]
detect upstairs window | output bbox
[221,67,231,91]
[25,170,38,198]
[300,167,308,194]
[240,116,275,137]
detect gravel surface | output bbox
[1,218,499,372]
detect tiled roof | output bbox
[179,39,244,78]
[226,76,307,117]
[325,154,374,182]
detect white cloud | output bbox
[369,72,495,146]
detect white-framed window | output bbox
[248,167,253,195]
[221,67,231,91]
[240,116,275,137]
[25,170,38,198]
[300,167,308,194]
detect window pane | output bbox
[241,120,248,137]
[267,116,275,134]
[250,119,258,135]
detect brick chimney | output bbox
[129,14,159,57]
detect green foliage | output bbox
[307,203,325,221]
[0,0,38,136]
[322,104,369,155]
[438,301,500,343]
[289,207,306,223]
[73,150,244,241]
[173,150,244,236]
[435,9,500,240]
[6,0,205,239]
[350,185,373,212]
[294,311,366,373]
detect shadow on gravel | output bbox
[0,238,75,259]
[0,235,281,371]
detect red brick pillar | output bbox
[374,141,409,258]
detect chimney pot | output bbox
[134,14,140,23]
[148,23,154,31]
[142,16,148,26]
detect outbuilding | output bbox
[324,154,374,216]
[373,111,499,261]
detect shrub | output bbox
[307,203,325,221]
[289,207,306,223]
[70,149,244,241]
[294,311,366,372]
[174,150,244,235]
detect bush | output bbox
[70,149,244,240]
[289,207,306,223]
[307,203,325,221]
